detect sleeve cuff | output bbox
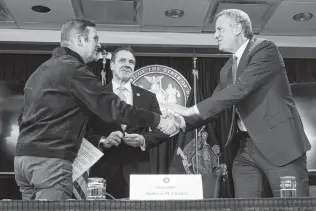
[152,113,161,129]
[98,136,105,150]
[140,137,146,151]
[177,115,186,132]
[193,105,200,115]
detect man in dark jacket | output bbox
[14,19,177,200]
[86,46,170,198]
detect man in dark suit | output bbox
[165,9,311,197]
[86,46,170,199]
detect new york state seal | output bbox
[131,65,191,116]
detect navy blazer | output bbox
[85,82,168,197]
[188,38,311,166]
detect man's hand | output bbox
[162,103,195,116]
[173,114,186,131]
[123,133,145,148]
[100,131,123,148]
[157,115,179,136]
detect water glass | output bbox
[87,177,106,200]
[280,176,296,198]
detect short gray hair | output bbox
[60,19,96,46]
[215,9,253,39]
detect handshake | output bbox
[156,112,184,136]
[156,102,196,136]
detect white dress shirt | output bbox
[112,80,146,150]
[112,80,133,105]
[233,40,249,132]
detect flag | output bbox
[169,81,227,199]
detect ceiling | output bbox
[0,0,316,58]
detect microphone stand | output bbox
[192,52,200,174]
[101,55,107,86]
[97,46,111,86]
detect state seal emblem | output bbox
[131,65,191,116]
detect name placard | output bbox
[130,174,203,200]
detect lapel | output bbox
[224,57,234,87]
[235,39,254,79]
[106,82,123,131]
[125,84,142,132]
[131,84,142,108]
[107,82,144,132]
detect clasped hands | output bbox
[157,112,184,136]
[100,131,145,148]
[100,103,192,144]
[156,103,196,136]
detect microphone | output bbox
[96,44,107,53]
[96,45,112,61]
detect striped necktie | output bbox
[117,86,127,130]
[232,55,238,83]
[232,55,247,132]
[117,86,127,102]
[225,55,240,146]
[73,171,89,199]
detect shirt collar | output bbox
[234,39,250,60]
[112,80,132,93]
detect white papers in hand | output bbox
[72,138,104,181]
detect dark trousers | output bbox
[106,176,129,199]
[232,137,309,198]
[101,166,129,199]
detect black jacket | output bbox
[16,47,160,162]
